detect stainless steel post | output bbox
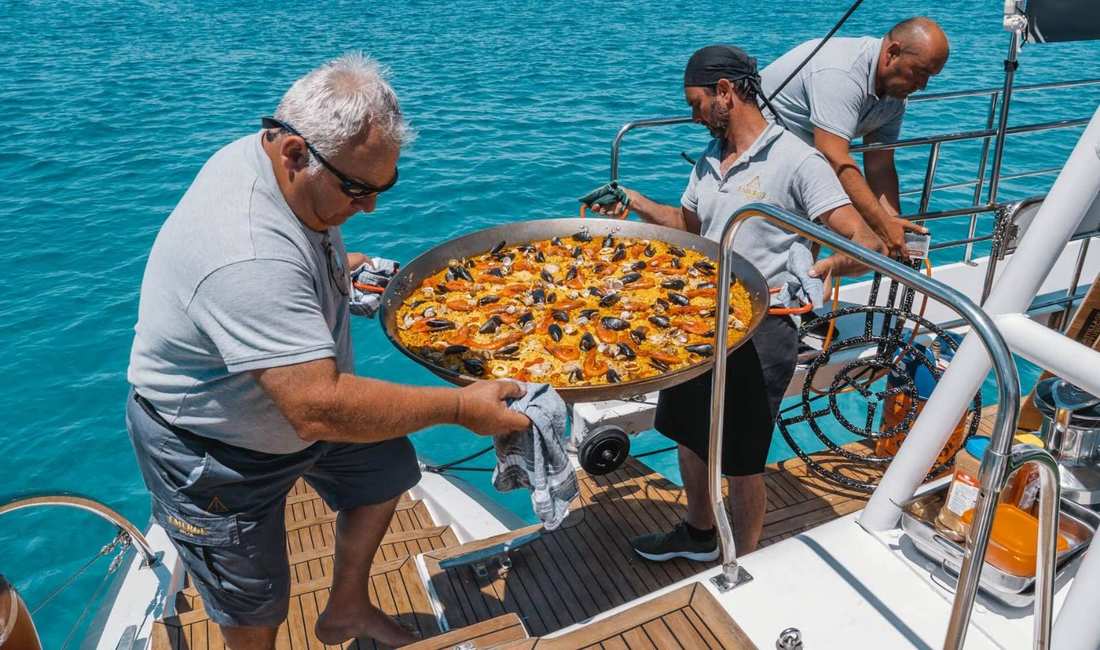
[986,30,1022,207]
[710,204,1019,598]
[965,92,1000,263]
[918,142,942,214]
[1059,238,1090,330]
[609,116,693,182]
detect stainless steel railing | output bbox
[0,493,158,566]
[607,77,1100,265]
[709,204,1061,649]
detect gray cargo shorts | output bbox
[125,390,420,627]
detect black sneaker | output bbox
[631,521,719,562]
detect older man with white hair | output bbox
[126,53,528,649]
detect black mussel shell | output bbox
[611,245,626,262]
[631,260,647,271]
[601,316,629,331]
[606,368,622,383]
[426,318,456,331]
[602,233,615,248]
[478,295,500,305]
[648,315,670,328]
[630,328,646,345]
[572,230,593,243]
[568,368,584,383]
[588,286,604,297]
[661,278,686,290]
[518,311,534,325]
[548,323,564,342]
[599,292,621,308]
[686,343,714,357]
[670,257,682,269]
[496,343,520,356]
[697,281,716,289]
[579,308,599,320]
[546,292,557,304]
[487,267,505,277]
[443,344,469,355]
[621,272,641,284]
[535,250,546,263]
[448,264,473,282]
[668,291,690,306]
[579,332,596,351]
[643,244,656,257]
[540,269,554,283]
[650,358,671,372]
[463,357,486,376]
[478,315,502,334]
[668,245,686,257]
[531,288,546,304]
[565,266,578,281]
[655,298,670,311]
[552,310,569,323]
[551,236,563,246]
[572,246,584,258]
[490,240,507,256]
[436,283,450,294]
[617,343,636,360]
[693,260,716,274]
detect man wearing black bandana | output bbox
[592,45,883,560]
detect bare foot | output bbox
[315,603,419,646]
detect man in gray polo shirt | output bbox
[761,17,949,256]
[588,45,883,559]
[127,53,528,649]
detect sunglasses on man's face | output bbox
[261,117,398,199]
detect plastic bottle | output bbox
[934,437,992,541]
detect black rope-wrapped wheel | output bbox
[776,275,982,493]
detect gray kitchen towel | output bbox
[492,382,578,530]
[773,242,825,309]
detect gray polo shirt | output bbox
[682,123,850,299]
[128,133,353,454]
[760,37,906,146]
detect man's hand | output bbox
[347,252,369,271]
[876,215,928,259]
[455,380,530,436]
[585,187,637,218]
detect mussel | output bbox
[448,264,474,282]
[668,291,690,306]
[487,267,505,278]
[546,292,557,304]
[606,368,622,383]
[602,233,615,249]
[578,308,599,321]
[478,295,500,306]
[426,318,457,331]
[478,315,502,334]
[599,292,621,308]
[552,310,569,323]
[601,316,629,331]
[496,343,520,356]
[643,244,656,257]
[629,328,646,345]
[490,240,507,257]
[650,358,671,372]
[693,260,716,274]
[630,261,647,271]
[572,230,593,243]
[518,311,534,326]
[616,343,636,360]
[571,246,584,258]
[579,332,596,351]
[567,368,584,383]
[621,272,641,284]
[551,236,563,246]
[611,244,626,262]
[565,266,578,281]
[686,343,714,357]
[463,357,486,376]
[648,315,670,328]
[668,245,686,257]
[443,344,469,355]
[531,287,546,304]
[661,278,686,290]
[655,298,670,311]
[548,323,564,342]
[587,286,604,297]
[540,269,555,283]
[535,250,546,263]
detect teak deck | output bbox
[150,438,885,649]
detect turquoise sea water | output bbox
[3,1,1100,645]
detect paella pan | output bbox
[380,218,770,402]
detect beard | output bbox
[704,98,730,139]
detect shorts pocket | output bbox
[153,495,239,547]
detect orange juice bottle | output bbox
[935,437,991,541]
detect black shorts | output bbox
[654,315,797,477]
[125,390,420,627]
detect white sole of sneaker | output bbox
[632,547,720,562]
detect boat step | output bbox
[401,613,529,650]
[494,582,755,649]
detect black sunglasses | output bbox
[261,116,398,199]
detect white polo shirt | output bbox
[681,123,851,299]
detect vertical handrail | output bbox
[918,141,942,214]
[609,116,692,182]
[710,203,1020,598]
[965,91,1000,263]
[986,30,1022,207]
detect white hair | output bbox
[274,52,414,170]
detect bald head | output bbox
[877,17,949,98]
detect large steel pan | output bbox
[380,218,770,402]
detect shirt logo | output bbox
[737,176,767,201]
[167,515,208,538]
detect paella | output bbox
[394,229,754,387]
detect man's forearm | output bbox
[833,157,896,234]
[867,161,901,215]
[628,192,688,231]
[307,375,459,443]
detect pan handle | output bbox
[579,203,629,220]
[767,286,813,316]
